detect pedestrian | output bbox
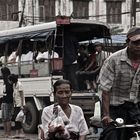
[8,74,26,138]
[94,42,110,67]
[41,79,89,140]
[98,27,140,140]
[63,31,79,90]
[1,67,13,138]
[76,43,98,91]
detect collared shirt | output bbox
[16,51,33,63]
[13,81,25,107]
[41,104,89,139]
[36,51,59,61]
[8,51,16,62]
[96,51,111,67]
[98,47,140,105]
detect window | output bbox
[39,6,45,22]
[136,2,140,8]
[73,0,89,19]
[0,0,18,21]
[39,0,55,22]
[106,1,122,24]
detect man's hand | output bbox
[102,115,113,126]
[48,124,64,133]
[48,124,67,139]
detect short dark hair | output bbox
[8,74,18,83]
[53,79,72,93]
[126,27,140,42]
[94,42,104,48]
[1,67,11,83]
[1,67,11,76]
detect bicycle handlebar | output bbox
[114,118,140,128]
[116,124,140,128]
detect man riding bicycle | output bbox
[98,27,140,140]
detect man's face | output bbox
[95,46,102,53]
[55,84,72,106]
[128,40,140,56]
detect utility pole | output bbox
[32,0,35,25]
[19,0,26,27]
[130,0,136,27]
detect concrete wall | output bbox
[0,21,19,30]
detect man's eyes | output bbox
[57,91,70,94]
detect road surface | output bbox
[0,128,38,140]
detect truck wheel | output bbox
[23,102,38,133]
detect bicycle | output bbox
[88,96,140,140]
[115,118,140,140]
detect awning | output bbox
[0,22,56,44]
[79,34,127,46]
[111,34,126,44]
[0,30,54,44]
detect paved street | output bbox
[0,128,38,140]
[0,127,99,140]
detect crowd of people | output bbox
[0,26,139,140]
[76,42,110,92]
[39,26,140,140]
[0,42,59,66]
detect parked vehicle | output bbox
[0,16,111,133]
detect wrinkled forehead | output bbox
[56,84,71,91]
[95,45,102,49]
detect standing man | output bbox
[8,74,25,138]
[98,27,140,140]
[1,67,13,138]
[94,42,110,68]
[63,31,79,90]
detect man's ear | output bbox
[126,38,130,43]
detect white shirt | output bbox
[41,104,89,139]
[13,81,25,107]
[23,51,33,62]
[36,51,59,61]
[96,51,112,66]
[8,51,17,62]
[16,51,33,63]
[0,56,6,64]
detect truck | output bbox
[0,16,111,133]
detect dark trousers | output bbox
[13,107,22,130]
[63,64,79,90]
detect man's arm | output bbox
[79,135,86,140]
[102,90,112,126]
[19,91,24,107]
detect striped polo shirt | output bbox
[98,47,140,105]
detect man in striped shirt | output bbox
[98,27,140,140]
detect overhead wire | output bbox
[0,5,140,26]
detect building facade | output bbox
[0,0,140,33]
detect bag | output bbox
[15,109,25,123]
[49,104,70,140]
